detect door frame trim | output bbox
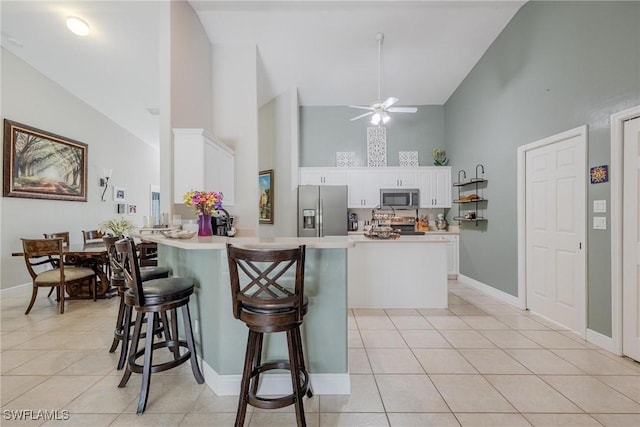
[611,105,640,355]
[517,125,588,327]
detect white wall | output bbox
[1,49,160,289]
[211,44,259,236]
[159,1,214,219]
[258,88,299,237]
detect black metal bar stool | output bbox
[226,243,313,427]
[115,238,204,414]
[103,236,171,370]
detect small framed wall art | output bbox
[113,186,126,202]
[590,165,608,184]
[258,169,274,224]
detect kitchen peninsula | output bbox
[137,231,452,396]
[348,234,449,309]
[133,233,354,396]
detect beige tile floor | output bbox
[2,281,639,426]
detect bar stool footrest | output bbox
[246,360,311,410]
[128,340,191,375]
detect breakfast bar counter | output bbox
[132,233,354,396]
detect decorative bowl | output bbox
[161,230,197,239]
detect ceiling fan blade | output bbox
[349,111,375,121]
[348,105,374,111]
[380,97,399,109]
[388,107,418,113]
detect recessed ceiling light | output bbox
[66,16,90,36]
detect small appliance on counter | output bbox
[435,213,449,231]
[348,212,358,231]
[211,208,234,236]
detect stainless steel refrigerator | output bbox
[298,185,348,237]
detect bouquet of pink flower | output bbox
[183,190,223,216]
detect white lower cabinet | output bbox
[423,234,459,278]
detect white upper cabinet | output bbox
[299,166,451,209]
[299,167,346,185]
[419,167,451,208]
[346,168,380,208]
[173,128,235,206]
[378,167,419,189]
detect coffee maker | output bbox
[212,208,231,236]
[348,212,358,231]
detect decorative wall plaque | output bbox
[336,151,356,167]
[399,151,419,167]
[367,127,387,167]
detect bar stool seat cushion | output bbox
[139,266,171,282]
[35,266,96,284]
[126,277,194,301]
[241,295,309,315]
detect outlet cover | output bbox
[593,200,607,213]
[593,216,607,230]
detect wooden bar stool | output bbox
[115,238,204,414]
[103,236,171,370]
[226,243,312,427]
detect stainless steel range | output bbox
[390,216,425,235]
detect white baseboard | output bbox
[0,282,31,298]
[197,356,351,396]
[457,274,523,308]
[456,275,619,354]
[586,328,618,354]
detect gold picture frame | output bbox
[259,169,274,224]
[3,119,88,202]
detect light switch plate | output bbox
[593,216,607,230]
[593,200,607,213]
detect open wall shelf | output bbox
[453,164,487,227]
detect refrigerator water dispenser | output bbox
[303,209,316,229]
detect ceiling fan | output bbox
[349,32,417,125]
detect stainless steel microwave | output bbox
[380,188,420,209]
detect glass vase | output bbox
[198,214,213,237]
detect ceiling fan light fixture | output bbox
[370,112,381,125]
[66,16,90,36]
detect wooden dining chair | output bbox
[82,230,105,245]
[21,238,97,314]
[43,232,72,298]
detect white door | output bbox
[623,116,640,361]
[525,130,586,334]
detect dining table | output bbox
[13,242,114,299]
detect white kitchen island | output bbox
[347,235,449,309]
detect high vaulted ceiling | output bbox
[1,1,525,147]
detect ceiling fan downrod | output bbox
[376,32,384,102]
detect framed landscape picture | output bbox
[3,119,88,201]
[258,169,274,224]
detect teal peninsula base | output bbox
[142,235,353,396]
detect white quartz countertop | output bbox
[133,231,455,250]
[348,234,449,243]
[131,232,355,250]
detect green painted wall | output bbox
[444,1,640,336]
[299,105,444,167]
